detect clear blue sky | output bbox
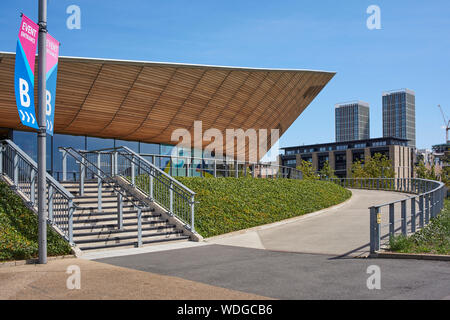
[1,0,449,150]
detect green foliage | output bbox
[176,177,351,238]
[351,153,395,178]
[389,200,450,255]
[415,161,439,180]
[296,160,318,180]
[0,181,72,261]
[319,160,336,179]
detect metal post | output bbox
[425,193,430,224]
[48,184,53,221]
[117,193,123,229]
[97,153,102,212]
[114,151,118,175]
[131,155,135,185]
[370,207,380,253]
[137,207,142,247]
[401,200,407,235]
[213,160,216,178]
[169,181,173,214]
[190,194,195,233]
[13,151,18,186]
[419,195,424,229]
[30,169,36,205]
[235,160,238,178]
[149,169,154,200]
[79,158,85,196]
[62,150,67,181]
[411,197,416,233]
[37,0,48,264]
[68,199,74,244]
[389,203,395,238]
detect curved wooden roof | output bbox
[0,52,334,159]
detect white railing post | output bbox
[97,153,102,212]
[13,150,18,186]
[190,194,195,233]
[149,169,154,201]
[169,181,173,214]
[48,184,53,221]
[79,157,85,196]
[62,149,67,181]
[137,207,142,247]
[131,155,135,185]
[117,193,123,229]
[68,199,74,244]
[30,168,36,206]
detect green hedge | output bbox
[389,199,450,255]
[0,181,73,261]
[176,177,352,238]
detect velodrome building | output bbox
[0,51,334,177]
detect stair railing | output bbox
[59,147,150,247]
[75,146,197,233]
[0,139,75,244]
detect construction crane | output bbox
[438,104,450,143]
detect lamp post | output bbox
[37,0,48,264]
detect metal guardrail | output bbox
[59,147,155,246]
[327,177,446,253]
[0,139,75,244]
[136,153,303,179]
[60,146,197,233]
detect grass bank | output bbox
[0,181,73,262]
[176,177,352,238]
[389,199,450,255]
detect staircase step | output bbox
[77,235,191,251]
[73,225,177,238]
[75,230,185,244]
[72,219,169,231]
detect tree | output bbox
[351,153,395,178]
[319,160,336,179]
[296,160,318,180]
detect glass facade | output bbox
[8,129,210,180]
[335,102,370,142]
[382,89,416,148]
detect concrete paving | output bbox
[0,258,270,300]
[207,189,410,257]
[96,245,450,300]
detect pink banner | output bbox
[18,14,38,75]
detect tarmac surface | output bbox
[206,189,411,257]
[96,244,450,300]
[2,189,449,300]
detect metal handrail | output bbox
[82,146,197,232]
[60,147,152,247]
[130,152,303,179]
[327,177,446,254]
[60,147,146,210]
[0,139,75,244]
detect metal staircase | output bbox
[0,140,198,253]
[62,180,189,251]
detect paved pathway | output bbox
[207,189,410,257]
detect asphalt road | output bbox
[96,244,450,300]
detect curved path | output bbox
[207,189,410,257]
